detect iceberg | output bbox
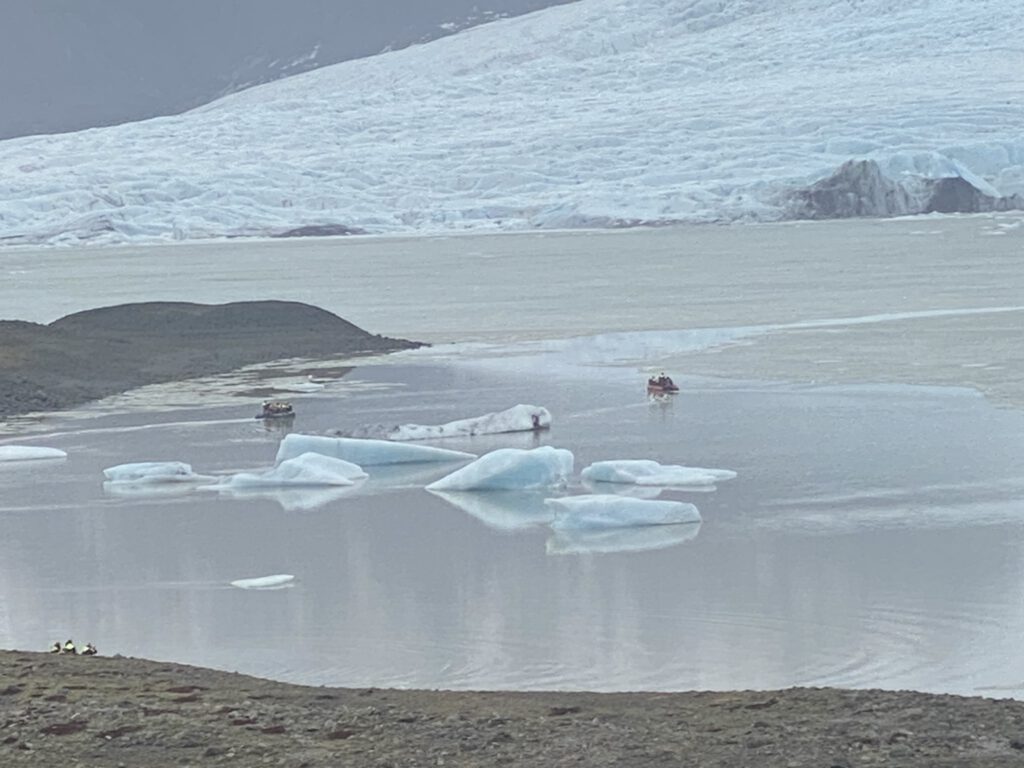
[230,574,295,590]
[220,452,367,488]
[275,434,475,466]
[581,460,737,486]
[546,495,702,529]
[0,446,67,462]
[355,404,551,441]
[102,461,213,484]
[426,446,573,491]
[546,522,701,555]
[429,490,556,531]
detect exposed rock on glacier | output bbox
[789,160,1024,219]
[426,446,573,491]
[923,177,1024,214]
[275,434,475,466]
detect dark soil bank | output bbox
[3,651,1024,767]
[0,301,421,417]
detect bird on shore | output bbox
[49,642,61,653]
[80,643,98,656]
[62,639,77,654]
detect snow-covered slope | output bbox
[1,0,1021,246]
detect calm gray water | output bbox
[3,220,1024,695]
[3,356,1024,696]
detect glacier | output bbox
[346,404,551,440]
[425,446,573,490]
[275,434,476,465]
[0,0,1021,246]
[546,495,702,528]
[581,460,737,486]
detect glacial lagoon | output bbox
[2,216,1024,696]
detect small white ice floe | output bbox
[230,574,295,590]
[581,460,736,486]
[426,446,573,491]
[276,434,475,466]
[546,494,702,529]
[277,378,326,393]
[0,446,67,462]
[381,404,551,441]
[102,461,213,484]
[219,452,367,488]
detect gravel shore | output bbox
[4,650,1024,767]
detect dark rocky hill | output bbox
[0,301,420,417]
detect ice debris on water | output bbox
[102,461,213,484]
[426,446,573,491]
[352,404,551,441]
[0,446,67,462]
[219,452,367,488]
[230,574,295,590]
[581,460,736,486]
[276,434,475,466]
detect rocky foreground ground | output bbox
[3,650,1024,767]
[0,301,420,418]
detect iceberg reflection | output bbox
[214,484,361,512]
[429,490,555,531]
[546,521,701,555]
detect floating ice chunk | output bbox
[0,446,67,462]
[426,446,573,491]
[230,574,295,590]
[221,452,367,488]
[547,495,701,529]
[581,460,736,486]
[276,434,475,466]
[429,490,555,531]
[276,379,325,393]
[103,461,212,484]
[547,521,701,555]
[377,404,551,441]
